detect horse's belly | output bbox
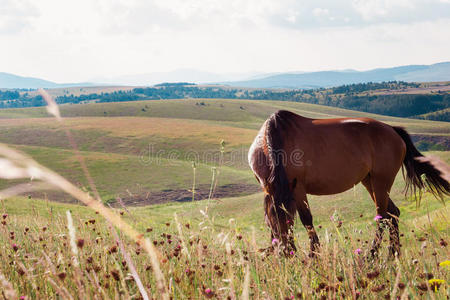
[303,163,369,195]
[306,182,356,195]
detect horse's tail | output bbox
[265,111,295,217]
[393,126,450,201]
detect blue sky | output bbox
[1,0,449,82]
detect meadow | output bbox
[0,97,448,299]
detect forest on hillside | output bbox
[0,81,448,121]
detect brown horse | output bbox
[248,110,449,257]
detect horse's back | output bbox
[248,111,406,194]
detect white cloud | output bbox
[0,0,38,34]
[0,0,448,82]
[313,8,330,17]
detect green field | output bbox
[0,98,449,299]
[0,99,448,204]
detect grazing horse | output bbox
[248,110,449,257]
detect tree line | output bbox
[0,81,448,121]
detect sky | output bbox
[1,0,450,83]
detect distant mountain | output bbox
[0,72,95,89]
[92,69,263,86]
[3,62,449,89]
[224,62,450,89]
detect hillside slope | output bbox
[0,99,448,205]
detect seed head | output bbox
[76,239,85,249]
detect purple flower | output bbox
[354,248,362,255]
[290,251,295,255]
[330,215,335,221]
[272,238,279,245]
[205,288,212,294]
[20,297,26,300]
[374,215,382,221]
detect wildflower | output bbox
[57,272,66,281]
[439,260,450,268]
[146,227,152,232]
[203,288,214,298]
[272,238,280,245]
[354,248,362,255]
[2,213,7,219]
[439,239,447,247]
[428,279,445,291]
[398,283,405,290]
[111,269,120,281]
[19,297,26,300]
[366,270,380,280]
[76,239,85,249]
[374,215,382,221]
[290,251,295,255]
[12,244,19,252]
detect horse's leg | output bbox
[363,174,396,258]
[361,174,386,258]
[387,198,401,257]
[292,184,319,256]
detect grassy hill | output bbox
[2,81,450,121]
[0,98,449,205]
[0,98,448,299]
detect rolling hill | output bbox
[0,98,448,205]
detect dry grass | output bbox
[0,117,257,147]
[0,195,449,299]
